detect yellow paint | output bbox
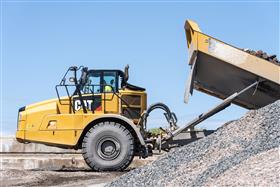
[185,19,280,84]
[16,88,147,147]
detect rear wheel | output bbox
[82,121,135,171]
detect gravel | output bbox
[108,100,280,187]
[243,49,280,65]
[207,147,280,186]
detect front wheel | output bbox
[82,121,135,171]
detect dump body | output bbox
[185,20,280,109]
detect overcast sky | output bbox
[1,1,279,135]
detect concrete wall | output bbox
[0,137,79,153]
[0,137,157,170]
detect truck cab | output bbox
[70,68,147,119]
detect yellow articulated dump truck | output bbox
[16,20,280,171]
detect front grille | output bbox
[122,107,141,119]
[121,95,142,119]
[121,95,141,106]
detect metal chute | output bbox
[184,20,280,109]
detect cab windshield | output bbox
[82,71,118,94]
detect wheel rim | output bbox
[97,137,121,160]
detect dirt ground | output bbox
[0,152,160,187]
[0,169,125,187]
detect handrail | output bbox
[55,84,140,117]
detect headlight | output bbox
[17,106,26,122]
[18,113,22,121]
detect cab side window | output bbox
[103,72,117,92]
[83,72,101,94]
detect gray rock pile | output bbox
[108,100,280,187]
[207,147,280,186]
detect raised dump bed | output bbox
[184,20,280,109]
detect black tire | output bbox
[82,121,134,171]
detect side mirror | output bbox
[80,67,88,85]
[69,77,75,83]
[124,65,129,82]
[69,66,77,71]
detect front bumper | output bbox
[16,130,25,143]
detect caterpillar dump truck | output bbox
[16,20,280,171]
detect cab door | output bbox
[72,70,119,114]
[102,71,119,114]
[73,71,103,113]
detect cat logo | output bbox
[74,100,93,111]
[73,96,102,112]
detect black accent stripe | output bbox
[19,106,26,112]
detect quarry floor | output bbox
[0,137,161,187]
[0,153,159,187]
[0,169,124,187]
